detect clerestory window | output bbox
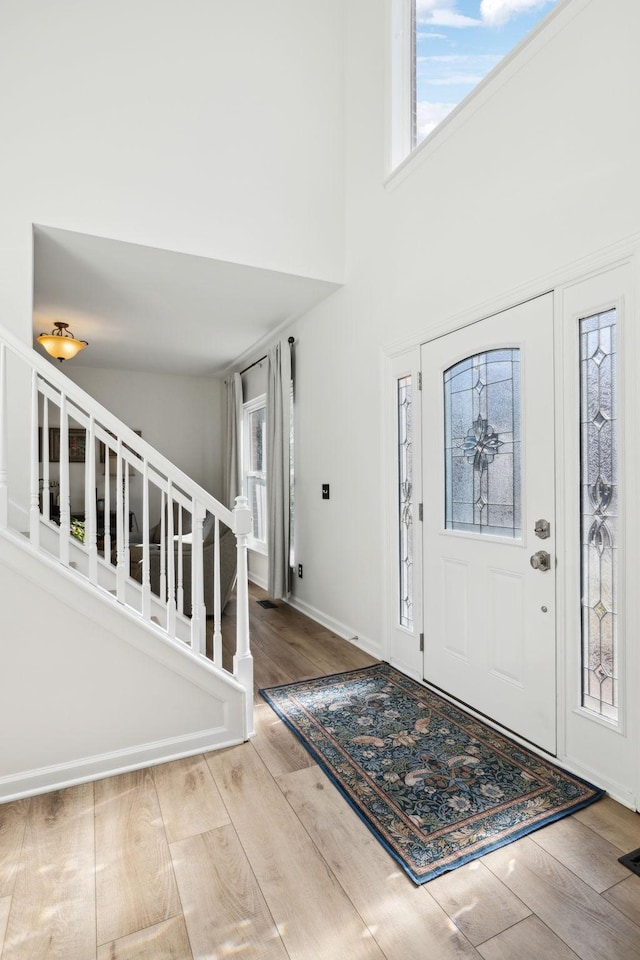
[393,1,559,164]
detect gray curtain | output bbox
[266,340,292,599]
[223,372,243,509]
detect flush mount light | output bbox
[37,321,88,361]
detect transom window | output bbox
[397,1,559,158]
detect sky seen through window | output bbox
[415,0,559,144]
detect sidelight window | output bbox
[580,309,618,723]
[398,376,414,628]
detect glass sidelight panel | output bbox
[444,349,521,537]
[398,376,413,628]
[580,309,618,723]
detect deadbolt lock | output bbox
[530,550,551,572]
[534,518,551,540]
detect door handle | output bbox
[530,550,551,572]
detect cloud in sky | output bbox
[417,0,556,29]
[429,74,485,85]
[480,0,554,26]
[425,53,502,63]
[416,99,457,139]
[416,0,482,27]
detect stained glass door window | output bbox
[398,376,413,628]
[444,349,521,537]
[580,309,618,723]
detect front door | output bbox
[421,294,556,753]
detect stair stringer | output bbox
[0,527,247,803]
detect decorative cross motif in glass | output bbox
[398,376,413,629]
[580,309,618,723]
[444,349,521,537]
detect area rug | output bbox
[260,663,604,884]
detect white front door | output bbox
[421,294,556,753]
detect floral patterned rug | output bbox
[260,663,604,884]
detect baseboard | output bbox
[0,726,245,804]
[388,656,422,683]
[554,754,636,810]
[248,570,268,591]
[285,595,382,660]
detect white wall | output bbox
[286,0,640,655]
[0,531,246,801]
[0,0,346,344]
[64,365,223,499]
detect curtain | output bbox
[223,372,243,509]
[266,340,292,599]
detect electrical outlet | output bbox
[322,483,330,499]
[297,563,303,578]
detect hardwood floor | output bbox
[1,584,639,959]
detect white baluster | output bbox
[42,397,50,522]
[116,440,126,601]
[29,371,40,547]
[59,396,70,566]
[191,501,206,655]
[141,459,150,620]
[213,516,222,665]
[166,482,176,638]
[159,489,166,602]
[177,506,184,617]
[233,495,254,738]
[104,447,111,560]
[124,459,130,578]
[85,415,97,582]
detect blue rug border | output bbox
[259,662,605,885]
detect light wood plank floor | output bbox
[1,584,639,959]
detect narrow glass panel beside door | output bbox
[580,309,618,723]
[443,349,521,538]
[398,376,413,628]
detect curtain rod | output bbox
[239,336,295,377]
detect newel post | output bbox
[233,495,254,738]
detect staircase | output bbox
[0,323,254,803]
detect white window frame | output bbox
[388,0,415,172]
[387,0,589,183]
[243,394,267,556]
[382,347,423,680]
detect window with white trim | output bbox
[392,0,559,164]
[398,375,414,628]
[243,395,267,552]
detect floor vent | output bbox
[618,847,640,877]
[257,599,277,609]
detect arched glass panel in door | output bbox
[444,349,521,538]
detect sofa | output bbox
[129,511,237,617]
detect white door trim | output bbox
[381,347,423,679]
[554,260,639,808]
[382,245,640,808]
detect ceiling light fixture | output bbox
[37,321,88,362]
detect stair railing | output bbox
[0,325,254,737]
